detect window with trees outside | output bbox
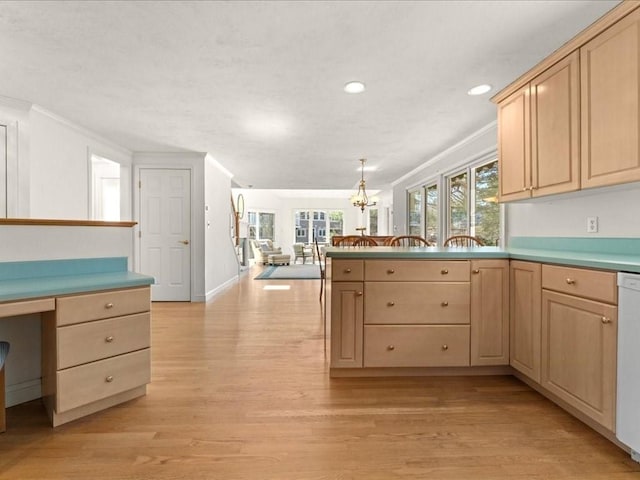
[407,158,500,246]
[295,210,343,244]
[247,211,275,241]
[369,208,378,236]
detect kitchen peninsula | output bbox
[325,238,640,446]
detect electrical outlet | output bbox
[587,216,598,233]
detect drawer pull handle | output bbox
[601,316,612,324]
[472,269,480,274]
[356,291,363,296]
[345,268,352,273]
[566,278,576,285]
[387,269,395,274]
[441,301,449,307]
[105,302,114,309]
[105,375,114,383]
[441,269,448,275]
[442,344,449,351]
[387,345,395,351]
[105,336,114,343]
[387,301,395,307]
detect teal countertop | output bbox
[325,237,640,273]
[0,257,154,303]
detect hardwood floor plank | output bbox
[1,269,639,479]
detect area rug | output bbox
[254,264,320,280]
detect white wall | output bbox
[506,182,640,238]
[204,155,239,299]
[29,106,132,220]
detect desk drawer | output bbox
[542,265,617,304]
[364,325,470,367]
[56,349,150,413]
[56,287,150,326]
[365,260,470,282]
[365,282,469,324]
[57,313,150,369]
[332,260,364,282]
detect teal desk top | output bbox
[325,237,640,273]
[0,257,154,303]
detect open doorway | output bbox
[89,154,120,221]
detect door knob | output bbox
[180,240,190,245]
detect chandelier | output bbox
[350,158,377,212]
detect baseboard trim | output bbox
[205,275,239,302]
[6,378,42,407]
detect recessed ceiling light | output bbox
[467,84,492,96]
[344,81,366,94]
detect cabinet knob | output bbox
[601,316,612,324]
[529,186,535,191]
[441,301,449,307]
[387,301,395,307]
[566,278,576,285]
[387,269,395,274]
[345,268,352,273]
[105,375,114,383]
[472,269,480,274]
[105,302,114,309]
[356,291,363,296]
[441,344,448,351]
[105,335,114,343]
[387,345,395,351]
[522,187,528,192]
[441,269,449,275]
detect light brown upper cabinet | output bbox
[581,8,640,189]
[497,52,580,202]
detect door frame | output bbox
[133,163,195,301]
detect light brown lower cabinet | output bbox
[330,281,364,369]
[509,261,542,382]
[541,289,618,431]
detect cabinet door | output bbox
[541,290,617,430]
[330,282,363,368]
[581,8,640,189]
[498,85,531,201]
[510,261,542,382]
[470,260,509,366]
[531,51,580,197]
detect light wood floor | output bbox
[2,269,639,479]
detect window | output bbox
[295,209,343,244]
[405,157,500,246]
[407,189,422,235]
[369,208,378,236]
[448,171,468,236]
[425,183,439,244]
[248,211,275,241]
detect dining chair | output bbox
[443,235,484,247]
[333,235,377,246]
[389,235,433,246]
[314,239,327,353]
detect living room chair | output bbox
[389,235,433,246]
[249,239,283,265]
[292,243,313,264]
[444,235,484,247]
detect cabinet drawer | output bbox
[56,287,150,326]
[364,325,470,367]
[542,265,617,304]
[332,260,364,282]
[365,260,469,282]
[56,349,151,413]
[57,313,150,369]
[364,282,469,325]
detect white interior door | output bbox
[139,168,191,301]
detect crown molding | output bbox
[206,153,234,179]
[0,94,33,112]
[391,120,497,187]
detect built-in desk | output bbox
[0,257,154,427]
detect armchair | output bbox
[249,239,282,265]
[292,243,313,264]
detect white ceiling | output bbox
[0,0,619,191]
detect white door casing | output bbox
[139,168,191,301]
[1,124,7,217]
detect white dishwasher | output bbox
[617,272,640,463]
